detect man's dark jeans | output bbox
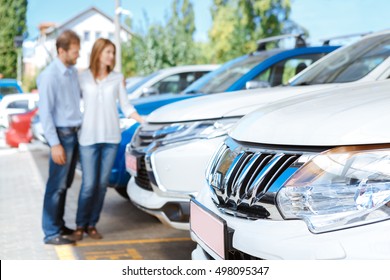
[42,128,78,241]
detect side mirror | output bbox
[245,80,271,90]
[142,87,159,97]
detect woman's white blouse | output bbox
[78,70,135,146]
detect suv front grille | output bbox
[207,138,320,219]
[134,156,152,191]
[131,123,185,148]
[132,129,156,147]
[202,247,263,260]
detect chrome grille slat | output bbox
[262,155,299,194]
[207,144,228,183]
[228,152,253,196]
[207,138,315,220]
[220,152,246,201]
[247,154,293,204]
[243,153,273,198]
[231,153,259,199]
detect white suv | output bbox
[191,79,390,260]
[126,30,390,230]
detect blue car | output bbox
[0,79,23,100]
[109,35,339,198]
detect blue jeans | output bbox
[42,128,79,241]
[76,143,118,227]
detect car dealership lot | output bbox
[0,137,194,260]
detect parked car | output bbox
[0,79,23,100]
[126,65,219,99]
[31,65,210,144]
[183,35,335,95]
[5,108,38,148]
[125,30,390,230]
[108,93,205,198]
[0,93,39,128]
[191,79,390,260]
[125,76,144,90]
[111,34,339,198]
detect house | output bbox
[23,6,132,77]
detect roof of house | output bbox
[45,6,133,36]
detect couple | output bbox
[38,30,144,245]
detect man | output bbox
[38,30,82,245]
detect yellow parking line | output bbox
[84,249,143,260]
[54,245,77,260]
[54,237,191,260]
[75,237,192,247]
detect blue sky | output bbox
[27,0,390,44]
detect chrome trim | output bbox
[207,137,321,220]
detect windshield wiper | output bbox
[293,82,313,86]
[184,89,202,94]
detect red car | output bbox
[5,108,38,148]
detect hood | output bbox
[146,84,334,123]
[230,80,390,146]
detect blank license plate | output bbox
[190,199,227,259]
[125,153,138,176]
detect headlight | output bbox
[277,145,390,233]
[158,118,240,144]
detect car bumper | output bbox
[127,177,190,230]
[191,183,390,260]
[150,136,224,193]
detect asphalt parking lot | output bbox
[0,130,195,260]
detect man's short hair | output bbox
[56,30,80,53]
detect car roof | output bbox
[156,64,220,74]
[0,93,39,102]
[0,79,23,93]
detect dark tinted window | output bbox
[251,53,326,86]
[291,35,390,85]
[154,71,210,94]
[8,100,29,109]
[201,53,275,93]
[0,86,21,96]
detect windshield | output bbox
[0,86,22,96]
[184,52,275,94]
[291,34,390,85]
[126,71,161,94]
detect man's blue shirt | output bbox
[37,58,82,146]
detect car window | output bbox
[0,86,21,96]
[199,53,275,94]
[177,72,209,92]
[251,53,326,86]
[7,100,29,109]
[184,56,248,94]
[154,74,181,94]
[126,71,161,94]
[291,34,390,85]
[154,71,210,94]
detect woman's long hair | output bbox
[89,38,116,79]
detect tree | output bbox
[122,0,202,76]
[208,0,292,63]
[0,0,27,78]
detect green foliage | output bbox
[121,0,306,77]
[122,0,205,76]
[0,0,27,78]
[208,0,292,63]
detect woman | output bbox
[73,38,143,240]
